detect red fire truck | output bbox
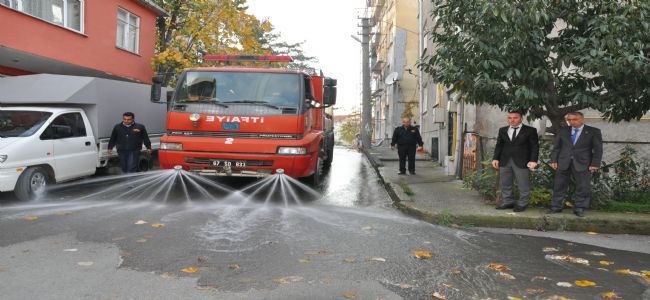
[150,55,337,186]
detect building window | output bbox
[116,8,140,54]
[1,0,83,32]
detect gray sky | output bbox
[246,0,365,114]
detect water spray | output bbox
[174,165,183,171]
[275,169,285,175]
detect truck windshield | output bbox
[0,111,52,138]
[174,71,302,112]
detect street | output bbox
[0,148,649,299]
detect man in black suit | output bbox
[391,117,424,175]
[492,111,539,212]
[549,112,603,217]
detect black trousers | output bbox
[118,150,140,173]
[397,144,416,173]
[551,163,592,210]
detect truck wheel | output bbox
[307,156,324,188]
[14,167,50,201]
[323,147,334,170]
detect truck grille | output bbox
[168,131,301,139]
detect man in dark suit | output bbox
[391,117,424,175]
[107,112,152,173]
[492,111,539,212]
[549,111,603,217]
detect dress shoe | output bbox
[398,172,406,175]
[513,205,527,212]
[495,203,515,210]
[574,209,585,217]
[547,208,563,214]
[409,171,416,175]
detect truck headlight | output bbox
[0,155,7,163]
[160,142,183,151]
[277,147,307,155]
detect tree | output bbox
[152,0,272,85]
[337,113,361,145]
[253,22,319,74]
[419,0,650,134]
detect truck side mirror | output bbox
[323,77,337,107]
[151,75,164,102]
[166,90,174,102]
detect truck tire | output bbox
[14,167,50,201]
[323,147,334,170]
[306,156,324,188]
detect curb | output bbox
[362,148,650,235]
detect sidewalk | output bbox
[364,145,650,235]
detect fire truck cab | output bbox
[151,55,336,187]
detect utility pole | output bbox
[360,17,372,149]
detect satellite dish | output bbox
[384,72,399,85]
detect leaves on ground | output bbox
[586,251,606,256]
[499,272,516,280]
[181,267,199,273]
[275,276,303,284]
[547,296,570,300]
[532,276,548,281]
[587,232,598,235]
[398,283,412,289]
[448,268,461,274]
[366,256,386,262]
[601,291,621,299]
[63,248,78,252]
[599,260,614,266]
[304,249,331,256]
[431,291,447,299]
[614,269,631,275]
[343,257,356,263]
[55,212,71,216]
[228,264,240,270]
[24,216,38,221]
[342,291,359,299]
[545,255,589,266]
[525,288,544,295]
[151,223,165,228]
[489,263,510,271]
[556,282,573,287]
[135,239,147,243]
[196,284,217,291]
[413,250,434,259]
[574,280,596,287]
[361,226,374,231]
[543,247,560,252]
[111,236,126,241]
[134,220,147,225]
[77,261,94,266]
[298,259,311,264]
[161,272,174,279]
[507,297,522,300]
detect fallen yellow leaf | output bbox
[366,256,386,262]
[298,259,310,264]
[398,283,412,289]
[181,267,199,273]
[134,220,147,225]
[24,216,38,221]
[414,250,433,259]
[343,257,356,263]
[601,291,621,299]
[275,276,303,284]
[342,291,358,299]
[489,263,510,271]
[525,288,544,295]
[532,276,548,281]
[431,291,447,299]
[587,232,598,235]
[499,271,516,280]
[599,260,614,266]
[448,268,461,274]
[55,212,71,216]
[228,264,240,270]
[586,251,606,256]
[547,296,570,300]
[135,239,147,243]
[507,297,522,300]
[151,223,165,228]
[543,247,560,252]
[574,280,596,287]
[614,269,630,275]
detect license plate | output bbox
[222,122,240,130]
[212,160,246,168]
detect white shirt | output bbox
[571,125,584,143]
[507,124,522,141]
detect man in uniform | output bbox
[390,117,424,175]
[107,112,152,173]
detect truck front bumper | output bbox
[159,150,318,178]
[0,167,22,192]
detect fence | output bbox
[460,132,650,179]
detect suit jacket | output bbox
[550,125,603,171]
[391,125,424,147]
[493,124,539,168]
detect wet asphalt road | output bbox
[0,148,649,299]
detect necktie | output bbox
[511,127,518,141]
[571,128,579,145]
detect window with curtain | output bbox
[116,7,140,54]
[1,0,83,32]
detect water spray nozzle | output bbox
[174,165,183,171]
[275,168,285,174]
